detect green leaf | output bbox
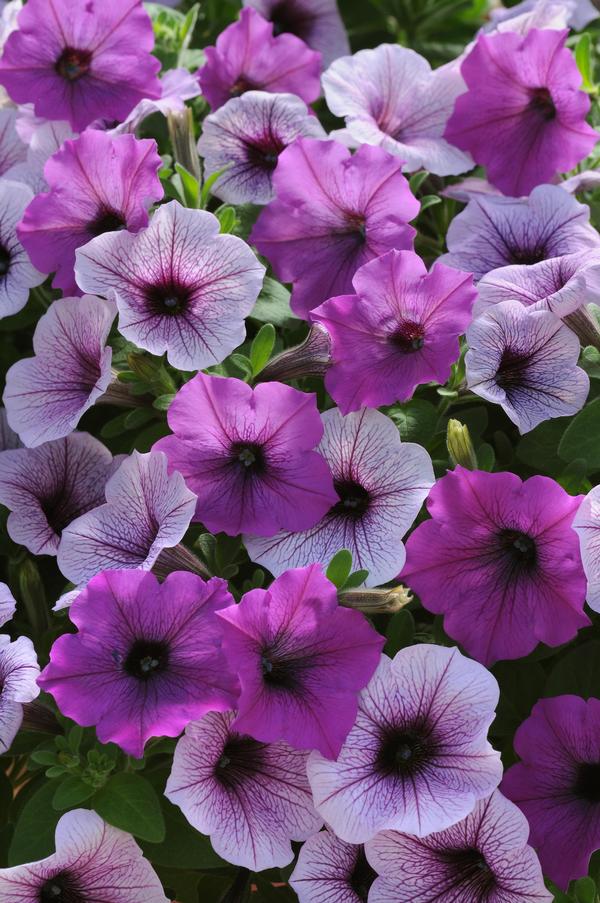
[341,568,370,590]
[326,549,353,589]
[544,641,600,700]
[227,353,253,380]
[52,776,95,811]
[419,194,442,211]
[558,398,600,471]
[492,661,545,737]
[573,877,596,903]
[9,781,62,865]
[29,750,58,766]
[174,163,200,208]
[93,773,165,843]
[250,277,295,326]
[409,170,430,194]
[152,393,176,412]
[576,33,594,92]
[477,442,495,472]
[200,165,231,208]
[384,609,415,656]
[517,418,568,475]
[250,323,276,376]
[385,399,439,446]
[124,408,155,430]
[217,205,237,233]
[140,792,226,869]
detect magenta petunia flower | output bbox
[365,791,551,903]
[0,808,169,902]
[217,564,383,757]
[3,295,115,447]
[243,0,349,67]
[0,432,119,557]
[197,91,325,205]
[465,300,589,433]
[153,372,337,537]
[199,8,321,111]
[0,632,39,753]
[250,139,419,319]
[290,830,378,903]
[108,67,200,135]
[57,450,196,586]
[39,569,238,757]
[75,200,264,371]
[17,130,163,295]
[0,0,161,132]
[440,185,600,281]
[245,408,434,588]
[573,486,600,613]
[313,250,476,411]
[323,45,473,176]
[307,645,502,843]
[502,695,600,890]
[444,29,598,196]
[165,710,322,870]
[0,582,16,627]
[0,179,44,319]
[402,467,589,666]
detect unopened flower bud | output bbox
[446,419,477,470]
[168,107,201,183]
[257,324,331,383]
[565,307,600,352]
[152,543,211,581]
[339,585,412,614]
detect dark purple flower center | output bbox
[528,87,556,122]
[441,848,495,893]
[260,650,300,690]
[124,639,169,681]
[88,206,127,238]
[574,762,600,803]
[246,136,286,172]
[349,848,378,902]
[495,348,531,390]
[377,726,434,777]
[331,479,371,519]
[40,490,84,538]
[506,246,547,266]
[0,245,11,278]
[230,76,258,97]
[39,871,85,903]
[215,734,268,787]
[55,47,92,82]
[389,320,425,352]
[230,441,267,475]
[269,1,315,40]
[145,280,192,316]
[340,212,367,243]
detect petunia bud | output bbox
[168,108,201,183]
[339,585,412,614]
[446,419,477,470]
[257,324,332,383]
[565,307,600,352]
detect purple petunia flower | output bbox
[39,569,238,757]
[402,467,589,666]
[573,486,600,612]
[17,130,163,295]
[0,0,161,132]
[165,710,322,870]
[313,250,476,411]
[290,830,378,903]
[365,790,551,903]
[153,372,337,537]
[444,29,598,197]
[0,582,16,627]
[465,300,589,433]
[75,200,265,371]
[0,179,44,319]
[0,808,169,901]
[3,295,115,447]
[197,91,325,205]
[217,564,383,757]
[56,450,196,586]
[0,632,39,753]
[440,185,600,281]
[250,139,419,319]
[243,0,349,67]
[199,8,322,111]
[502,695,600,890]
[245,408,434,588]
[0,432,119,557]
[323,45,473,176]
[307,645,502,843]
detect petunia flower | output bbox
[250,138,419,319]
[573,485,600,612]
[0,808,169,901]
[365,790,551,903]
[199,8,322,111]
[153,372,337,537]
[217,564,383,757]
[502,695,600,890]
[3,295,115,447]
[402,467,589,666]
[313,250,476,411]
[307,645,502,843]
[56,450,197,586]
[290,830,379,903]
[108,67,200,135]
[0,432,120,557]
[74,200,265,371]
[6,119,75,195]
[0,0,161,132]
[488,0,597,36]
[0,108,26,177]
[245,408,434,588]
[197,91,326,205]
[39,569,239,757]
[165,710,322,871]
[465,300,589,433]
[17,130,163,295]
[0,632,39,753]
[444,29,598,197]
[0,582,15,627]
[323,44,473,175]
[0,179,44,319]
[440,185,600,281]
[243,0,349,67]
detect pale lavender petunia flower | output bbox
[245,408,434,587]
[0,632,39,753]
[75,200,265,371]
[0,582,15,627]
[0,108,26,176]
[573,486,600,612]
[106,67,200,135]
[323,45,473,176]
[0,179,44,318]
[290,830,378,903]
[165,710,322,871]
[465,300,589,433]
[489,0,597,32]
[365,791,551,903]
[0,432,119,556]
[3,295,115,447]
[0,407,21,450]
[57,450,196,586]
[6,119,75,194]
[197,91,325,205]
[440,185,600,281]
[307,645,502,844]
[243,0,349,67]
[0,808,169,902]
